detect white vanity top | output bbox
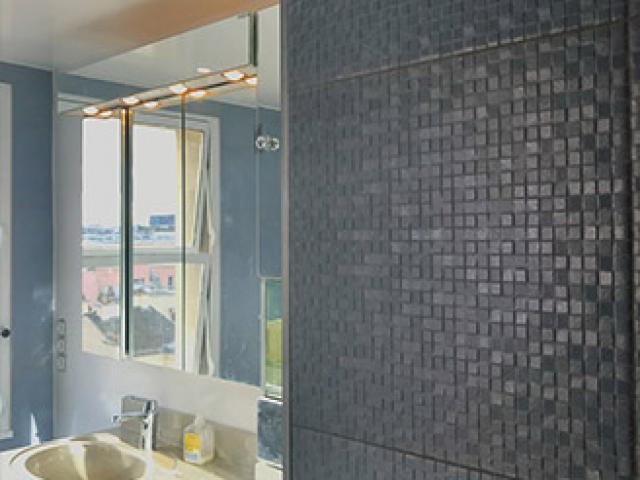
[0,432,283,480]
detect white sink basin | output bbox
[23,442,145,480]
[9,436,177,480]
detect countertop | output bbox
[0,431,282,480]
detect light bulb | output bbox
[83,106,99,116]
[222,70,245,82]
[197,67,212,74]
[122,96,140,106]
[189,90,206,99]
[245,76,258,87]
[98,110,114,118]
[169,83,188,95]
[143,100,159,109]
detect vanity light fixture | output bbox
[74,65,257,118]
[222,70,245,82]
[169,83,188,95]
[189,90,207,99]
[122,96,140,106]
[83,106,99,116]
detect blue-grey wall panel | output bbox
[258,107,282,278]
[287,6,635,479]
[215,103,262,385]
[0,62,53,450]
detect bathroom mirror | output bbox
[56,5,282,395]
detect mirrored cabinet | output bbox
[57,5,281,394]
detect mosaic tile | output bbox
[286,0,627,84]
[293,428,506,480]
[288,23,634,479]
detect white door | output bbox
[0,83,13,439]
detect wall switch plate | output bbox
[55,318,67,372]
[56,318,66,336]
[55,355,66,372]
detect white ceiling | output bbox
[0,0,278,71]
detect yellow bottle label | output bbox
[184,432,201,453]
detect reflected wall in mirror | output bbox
[64,5,282,393]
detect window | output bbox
[82,109,220,373]
[82,118,122,359]
[130,120,210,370]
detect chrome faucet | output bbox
[112,395,158,452]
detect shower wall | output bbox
[286,1,639,478]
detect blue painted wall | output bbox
[257,108,282,278]
[188,102,281,385]
[206,101,262,384]
[186,102,281,385]
[58,75,281,386]
[0,62,53,450]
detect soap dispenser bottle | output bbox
[183,415,215,465]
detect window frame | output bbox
[75,94,221,374]
[128,109,220,372]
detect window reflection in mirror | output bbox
[183,108,221,376]
[130,121,182,368]
[82,118,121,359]
[130,115,217,371]
[263,278,282,397]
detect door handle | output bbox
[0,328,9,338]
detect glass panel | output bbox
[183,129,205,248]
[130,262,179,367]
[130,113,206,370]
[256,4,283,396]
[82,117,121,359]
[182,113,212,375]
[131,120,181,368]
[264,278,283,398]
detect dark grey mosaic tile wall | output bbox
[286,0,626,84]
[286,1,637,479]
[292,428,505,480]
[630,13,640,474]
